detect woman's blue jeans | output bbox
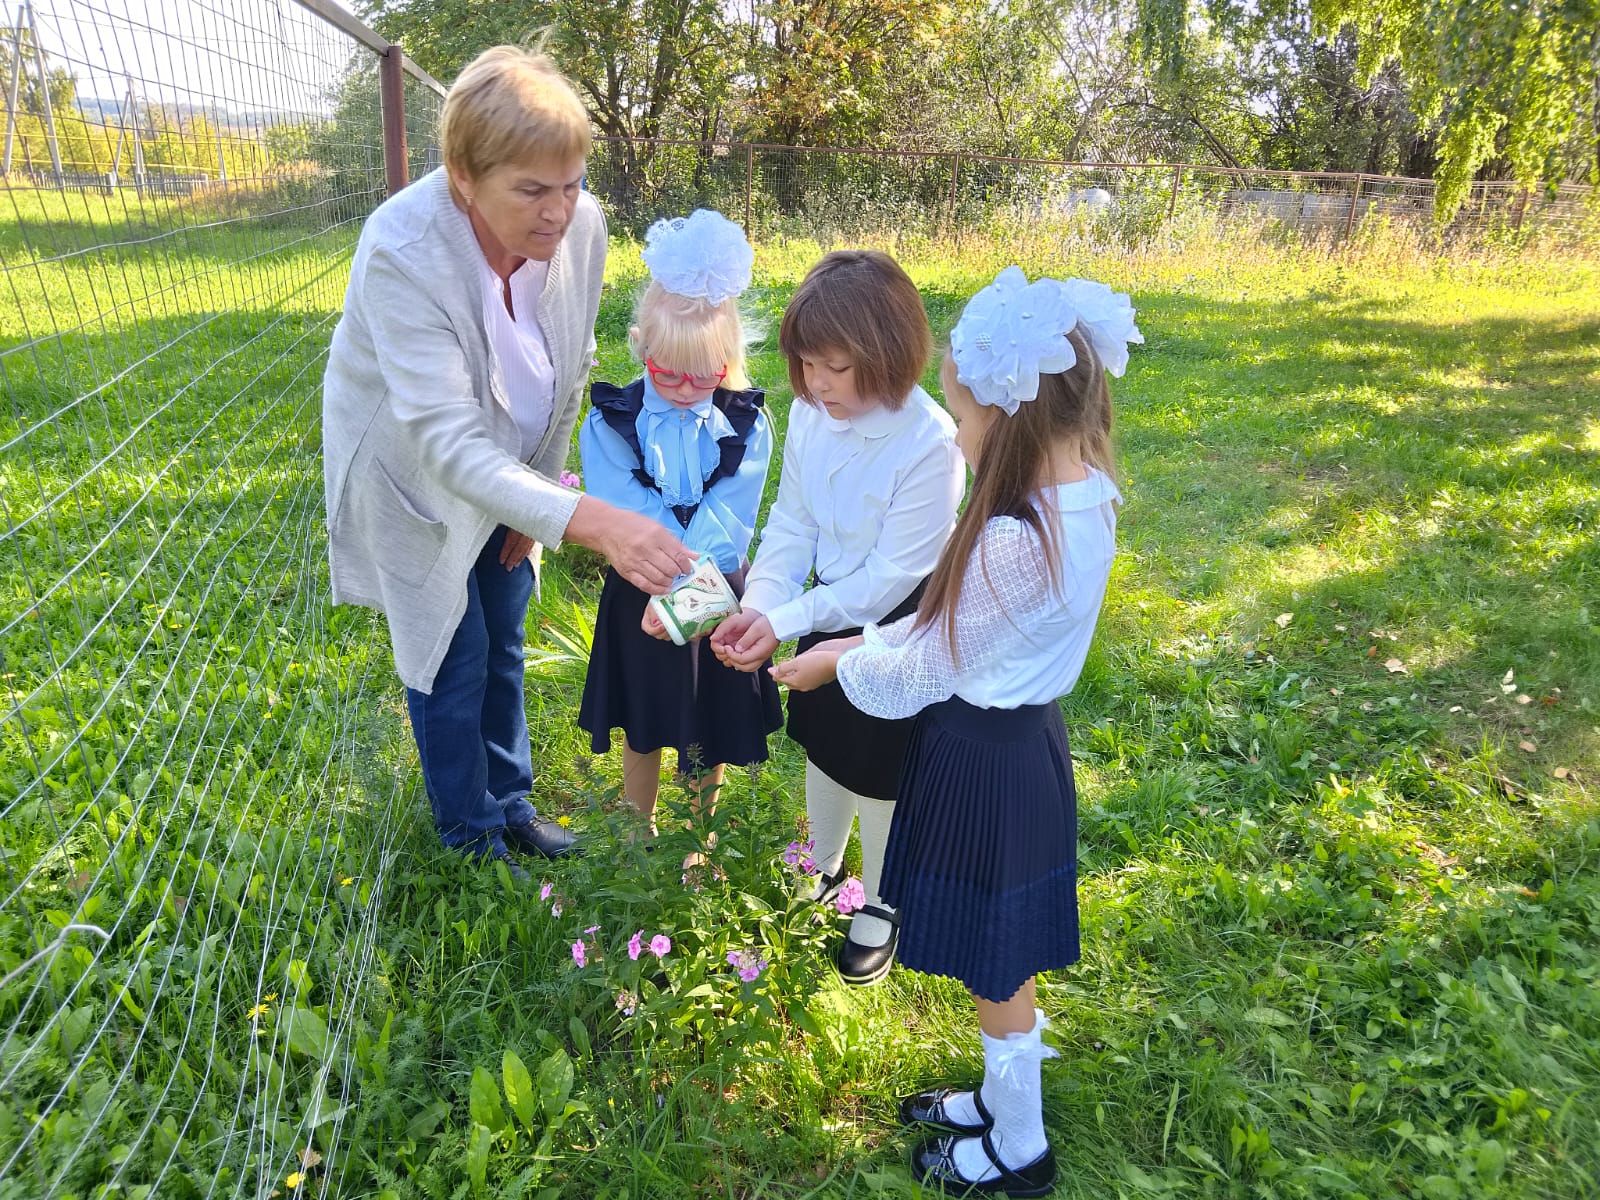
[405,526,537,856]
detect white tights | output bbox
[805,760,896,947]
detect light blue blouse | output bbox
[579,378,772,576]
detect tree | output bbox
[1139,0,1600,219]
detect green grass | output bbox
[1,184,1597,1199]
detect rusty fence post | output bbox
[1166,163,1183,223]
[948,151,961,228]
[379,45,408,195]
[1513,186,1530,233]
[1343,173,1364,239]
[744,143,754,232]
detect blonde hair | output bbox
[628,281,752,390]
[779,250,931,410]
[440,46,591,194]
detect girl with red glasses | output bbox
[577,211,781,858]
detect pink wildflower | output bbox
[559,470,582,489]
[835,877,866,915]
[615,990,637,1016]
[539,881,553,902]
[628,930,644,961]
[726,948,767,983]
[571,940,587,968]
[649,934,671,958]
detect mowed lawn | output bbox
[2,193,1597,1199]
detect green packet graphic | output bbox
[648,555,741,645]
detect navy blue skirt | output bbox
[579,568,783,773]
[879,696,1079,1003]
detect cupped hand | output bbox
[770,648,840,692]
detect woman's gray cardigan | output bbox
[322,167,606,693]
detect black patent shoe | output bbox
[486,847,530,883]
[504,814,579,859]
[811,866,846,906]
[899,1086,992,1136]
[835,904,899,986]
[911,1131,1056,1197]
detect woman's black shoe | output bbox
[835,904,899,986]
[911,1131,1056,1197]
[504,814,579,859]
[899,1086,992,1136]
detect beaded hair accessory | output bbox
[640,209,754,306]
[950,266,1143,415]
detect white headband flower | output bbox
[640,209,754,306]
[950,266,1143,415]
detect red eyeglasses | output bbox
[646,357,727,390]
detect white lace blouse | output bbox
[836,469,1120,718]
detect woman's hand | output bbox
[641,603,672,641]
[499,529,537,570]
[712,611,778,672]
[564,496,695,594]
[771,648,841,692]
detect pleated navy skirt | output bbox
[786,584,924,801]
[879,696,1079,1003]
[579,568,783,773]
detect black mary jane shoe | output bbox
[899,1086,993,1136]
[811,866,846,907]
[911,1130,1056,1198]
[504,814,580,860]
[835,904,899,986]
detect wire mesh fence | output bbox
[3,1,1599,1195]
[0,1,442,1194]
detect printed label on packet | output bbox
[648,555,741,645]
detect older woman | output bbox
[323,47,693,875]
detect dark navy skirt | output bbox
[579,568,783,773]
[786,584,924,801]
[879,696,1079,1003]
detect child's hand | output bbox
[641,604,672,641]
[770,649,839,692]
[711,610,776,671]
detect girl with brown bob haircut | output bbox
[713,249,963,988]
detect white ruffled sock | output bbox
[950,1009,1057,1179]
[804,760,856,900]
[846,794,897,947]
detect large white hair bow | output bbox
[640,209,754,306]
[950,266,1143,415]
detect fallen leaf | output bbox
[1540,692,1561,707]
[1553,767,1570,780]
[1275,612,1294,628]
[299,1148,323,1169]
[1385,658,1407,674]
[1367,645,1378,658]
[1449,705,1463,713]
[1515,694,1532,705]
[1518,740,1537,753]
[1329,687,1344,697]
[1500,668,1517,694]
[1328,599,1341,609]
[1334,623,1348,633]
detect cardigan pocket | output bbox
[370,458,448,587]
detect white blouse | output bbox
[740,387,964,643]
[837,469,1120,718]
[479,253,556,462]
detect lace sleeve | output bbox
[837,519,1059,719]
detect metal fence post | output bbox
[2,6,22,173]
[379,45,409,195]
[1166,164,1183,223]
[744,143,753,232]
[1343,173,1364,239]
[25,2,62,185]
[948,151,961,227]
[1513,186,1530,233]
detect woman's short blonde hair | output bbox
[440,46,591,189]
[628,281,751,390]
